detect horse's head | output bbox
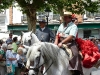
[21,31,40,46]
[21,31,32,46]
[26,43,44,75]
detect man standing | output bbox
[54,11,83,75]
[6,33,13,45]
[35,19,55,42]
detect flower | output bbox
[76,38,100,68]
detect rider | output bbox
[35,19,55,42]
[54,11,83,75]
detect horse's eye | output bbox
[36,56,40,60]
[38,49,41,52]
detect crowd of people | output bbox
[0,33,27,75]
[0,11,100,75]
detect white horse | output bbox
[21,31,43,75]
[26,42,72,75]
[21,31,40,49]
[21,32,98,75]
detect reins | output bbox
[42,61,53,75]
[29,51,54,75]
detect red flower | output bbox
[76,38,100,68]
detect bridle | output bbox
[29,51,43,75]
[29,50,53,75]
[20,34,32,46]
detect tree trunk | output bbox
[26,9,37,32]
[58,8,64,24]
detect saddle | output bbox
[62,44,73,60]
[59,37,83,60]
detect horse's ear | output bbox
[38,49,41,52]
[30,29,33,35]
[21,31,24,36]
[31,29,34,33]
[30,31,32,34]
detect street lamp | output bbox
[45,7,51,26]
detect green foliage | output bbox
[83,0,99,13]
[47,0,99,14]
[0,0,99,14]
[16,0,47,14]
[0,0,14,12]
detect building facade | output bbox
[0,5,100,39]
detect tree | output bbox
[47,0,99,21]
[0,0,13,12]
[16,0,47,32]
[0,0,99,32]
[17,0,98,32]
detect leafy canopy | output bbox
[0,0,99,14]
[0,0,14,12]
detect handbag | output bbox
[7,64,13,73]
[18,63,25,69]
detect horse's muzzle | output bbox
[30,68,39,73]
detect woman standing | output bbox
[6,44,17,75]
[12,37,18,57]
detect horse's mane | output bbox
[27,41,69,66]
[31,33,40,43]
[27,42,60,63]
[41,42,67,63]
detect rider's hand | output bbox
[58,42,62,48]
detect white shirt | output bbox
[57,22,78,38]
[16,54,26,67]
[6,50,15,64]
[41,27,45,31]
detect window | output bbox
[84,30,91,38]
[0,11,6,26]
[21,14,27,23]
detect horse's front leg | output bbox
[26,58,30,69]
[26,59,34,68]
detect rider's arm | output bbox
[54,35,59,45]
[61,25,78,44]
[60,35,73,44]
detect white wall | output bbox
[0,10,8,31]
[49,12,53,20]
[13,7,23,23]
[4,7,23,32]
[78,29,84,38]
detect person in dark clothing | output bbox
[35,19,55,42]
[6,33,13,45]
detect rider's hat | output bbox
[64,11,72,16]
[38,19,47,23]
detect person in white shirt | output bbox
[6,44,17,75]
[15,47,26,75]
